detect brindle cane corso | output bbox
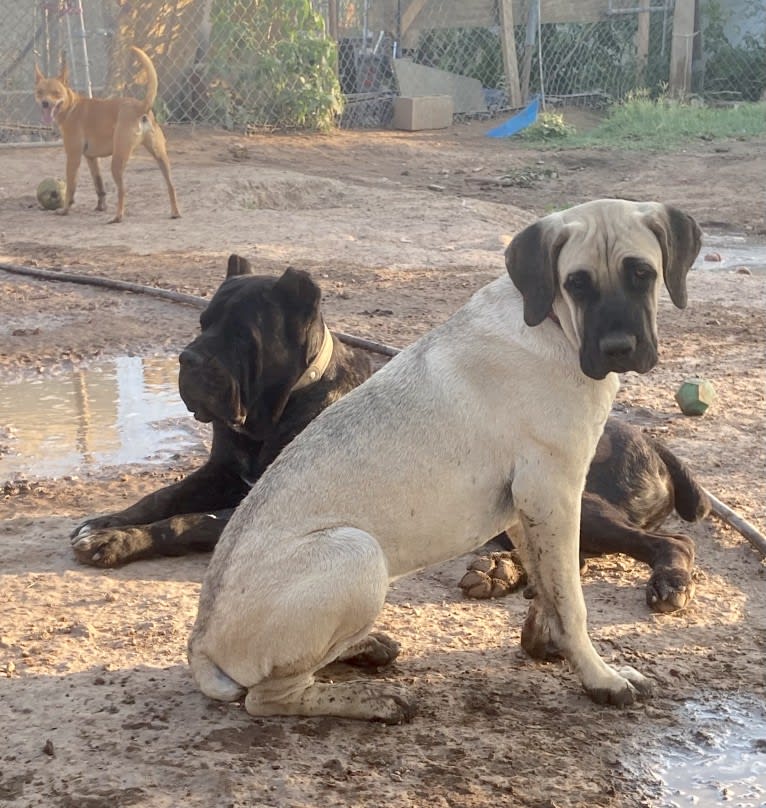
[70,255,371,565]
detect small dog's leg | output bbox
[142,124,181,219]
[85,156,107,211]
[109,151,128,223]
[59,150,82,215]
[513,463,654,707]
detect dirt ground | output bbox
[0,117,765,808]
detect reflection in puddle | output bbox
[695,233,766,273]
[648,695,766,807]
[0,356,208,480]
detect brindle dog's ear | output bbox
[505,219,568,326]
[226,254,252,278]
[34,63,45,83]
[273,267,321,320]
[255,268,323,433]
[646,206,701,310]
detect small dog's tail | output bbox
[131,46,159,114]
[188,642,247,702]
[654,441,712,522]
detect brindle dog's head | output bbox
[505,199,701,380]
[178,255,327,439]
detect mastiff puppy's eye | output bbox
[624,258,657,290]
[564,270,595,300]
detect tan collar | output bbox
[291,324,334,392]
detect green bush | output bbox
[208,0,343,131]
[519,111,575,140]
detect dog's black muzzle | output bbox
[578,298,657,380]
[178,346,243,426]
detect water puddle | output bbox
[0,356,208,481]
[695,233,766,273]
[1,234,763,480]
[643,694,766,806]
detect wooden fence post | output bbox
[498,0,522,107]
[669,0,698,98]
[635,0,650,87]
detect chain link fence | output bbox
[2,1,764,143]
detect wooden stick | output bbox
[705,489,766,557]
[3,261,764,548]
[334,331,400,358]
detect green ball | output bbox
[36,178,66,210]
[675,378,716,416]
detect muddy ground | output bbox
[0,116,765,808]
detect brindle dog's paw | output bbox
[70,515,127,541]
[459,551,527,599]
[646,566,696,613]
[71,527,147,568]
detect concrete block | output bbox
[392,95,454,131]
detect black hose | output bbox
[4,262,763,554]
[0,261,402,357]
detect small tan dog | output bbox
[34,46,180,223]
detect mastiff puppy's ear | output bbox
[505,217,569,326]
[645,206,701,310]
[226,254,253,278]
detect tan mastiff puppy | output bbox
[188,199,701,724]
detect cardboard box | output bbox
[392,95,454,131]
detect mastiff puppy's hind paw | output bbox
[338,631,401,670]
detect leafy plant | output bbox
[519,111,575,140]
[207,0,343,131]
[518,95,765,150]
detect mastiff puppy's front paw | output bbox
[71,526,150,567]
[585,665,655,708]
